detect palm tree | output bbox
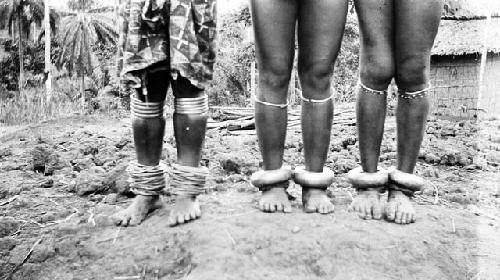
[56,11,117,104]
[0,0,57,92]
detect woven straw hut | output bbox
[429,2,500,118]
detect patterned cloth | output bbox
[118,0,217,90]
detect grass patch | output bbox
[0,88,84,126]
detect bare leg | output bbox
[350,0,394,220]
[297,0,348,214]
[113,69,168,227]
[385,0,442,224]
[250,0,298,213]
[168,77,207,226]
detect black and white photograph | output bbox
[1,0,500,279]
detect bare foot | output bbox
[112,195,162,227]
[302,188,334,214]
[168,196,202,227]
[258,187,292,213]
[348,189,384,220]
[385,190,416,224]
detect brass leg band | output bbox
[128,160,167,196]
[131,96,165,118]
[168,164,209,197]
[175,95,209,115]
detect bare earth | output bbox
[1,113,500,280]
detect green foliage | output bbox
[206,6,254,106]
[333,14,359,103]
[207,6,360,106]
[0,38,60,91]
[56,13,117,77]
[0,0,58,39]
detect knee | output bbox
[298,61,334,94]
[258,59,292,93]
[359,57,395,90]
[395,56,430,91]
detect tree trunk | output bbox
[250,61,256,104]
[17,7,24,93]
[289,68,296,105]
[477,12,492,117]
[81,75,85,107]
[45,0,52,101]
[115,0,122,81]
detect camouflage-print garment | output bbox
[118,0,217,90]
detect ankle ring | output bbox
[388,166,425,196]
[292,166,335,189]
[347,166,389,190]
[251,166,292,190]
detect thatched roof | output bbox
[442,0,500,19]
[432,17,500,56]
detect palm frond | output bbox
[1,0,57,38]
[56,11,117,77]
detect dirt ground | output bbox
[1,111,500,280]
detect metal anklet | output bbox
[128,160,167,196]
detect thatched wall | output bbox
[429,54,500,119]
[480,55,500,116]
[430,55,480,118]
[430,15,500,119]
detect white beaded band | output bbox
[128,160,167,196]
[300,92,334,103]
[251,167,292,189]
[358,81,388,95]
[398,84,431,99]
[293,166,335,188]
[254,98,289,109]
[347,166,389,189]
[175,95,209,115]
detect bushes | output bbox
[206,8,360,106]
[1,5,362,122]
[0,39,61,92]
[333,14,360,103]
[205,6,254,106]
